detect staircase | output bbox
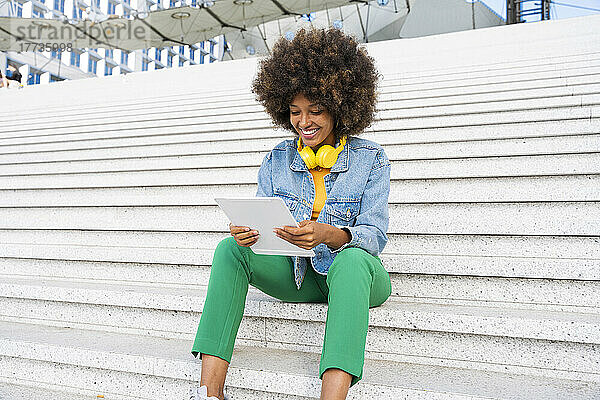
[1,15,599,399]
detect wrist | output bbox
[323,224,351,249]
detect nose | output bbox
[299,113,311,128]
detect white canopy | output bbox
[0,0,353,51]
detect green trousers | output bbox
[191,237,392,387]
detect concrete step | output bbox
[1,62,599,132]
[383,64,600,91]
[0,381,94,400]
[1,46,598,118]
[1,53,600,122]
[2,15,598,110]
[3,75,600,137]
[2,321,598,399]
[0,196,598,235]
[1,231,599,280]
[3,87,600,135]
[381,73,600,101]
[4,76,600,133]
[371,25,600,72]
[1,60,599,130]
[0,175,598,206]
[0,257,598,312]
[1,67,599,134]
[0,278,599,380]
[384,53,600,81]
[1,101,597,143]
[1,117,598,162]
[1,153,599,187]
[1,133,599,175]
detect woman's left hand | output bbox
[274,220,330,250]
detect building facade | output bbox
[0,0,223,86]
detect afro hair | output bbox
[251,27,380,140]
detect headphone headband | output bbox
[297,136,347,169]
[297,136,346,152]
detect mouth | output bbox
[299,127,320,140]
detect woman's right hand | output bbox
[229,223,259,247]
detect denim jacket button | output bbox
[346,209,351,218]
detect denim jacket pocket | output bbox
[274,189,300,214]
[326,199,360,227]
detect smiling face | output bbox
[289,93,335,151]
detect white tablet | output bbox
[215,197,316,257]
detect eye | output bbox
[290,111,300,116]
[311,110,323,115]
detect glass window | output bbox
[54,0,65,12]
[88,57,98,74]
[169,0,175,7]
[50,50,62,60]
[32,7,44,17]
[121,51,128,65]
[179,45,184,55]
[167,52,173,67]
[155,48,161,61]
[28,71,41,85]
[105,64,113,75]
[209,41,214,56]
[191,0,196,6]
[72,2,82,18]
[94,0,100,8]
[179,59,184,67]
[189,47,195,61]
[142,60,148,71]
[105,49,113,59]
[15,2,23,16]
[107,1,115,14]
[70,51,80,67]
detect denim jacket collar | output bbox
[289,138,350,173]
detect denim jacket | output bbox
[255,135,391,290]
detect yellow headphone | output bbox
[297,136,346,169]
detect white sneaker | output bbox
[189,384,230,400]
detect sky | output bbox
[480,0,600,21]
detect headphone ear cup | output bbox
[299,146,318,169]
[316,145,337,168]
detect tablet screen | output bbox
[215,197,316,257]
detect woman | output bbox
[0,71,8,89]
[191,27,392,400]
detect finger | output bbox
[237,232,259,244]
[279,225,309,236]
[235,230,259,240]
[275,230,312,245]
[278,236,313,250]
[238,236,259,246]
[237,239,257,247]
[231,225,251,234]
[274,229,297,243]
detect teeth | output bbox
[301,128,319,135]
